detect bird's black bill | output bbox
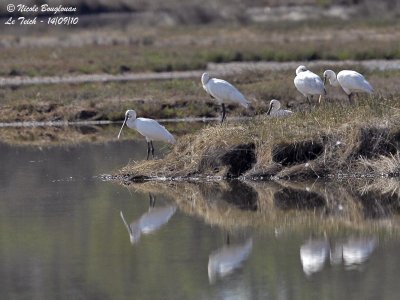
[266,103,273,115]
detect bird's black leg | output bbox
[221,103,226,124]
[306,96,312,106]
[348,93,354,105]
[146,141,150,160]
[149,193,156,207]
[150,141,155,158]
[226,233,230,245]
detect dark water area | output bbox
[1,138,400,300]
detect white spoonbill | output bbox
[266,99,293,117]
[201,72,250,124]
[117,109,176,160]
[323,69,374,103]
[294,65,326,105]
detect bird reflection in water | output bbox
[331,237,378,268]
[120,193,176,244]
[300,238,330,276]
[300,236,377,275]
[208,236,253,284]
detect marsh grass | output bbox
[120,94,400,179]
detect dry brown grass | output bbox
[120,95,400,180]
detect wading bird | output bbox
[201,72,250,124]
[118,110,176,160]
[120,194,177,245]
[323,69,374,104]
[294,65,326,106]
[266,99,293,117]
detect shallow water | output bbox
[1,138,400,300]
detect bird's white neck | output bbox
[201,74,211,85]
[329,75,340,87]
[126,117,137,129]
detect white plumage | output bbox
[120,205,176,244]
[208,238,253,283]
[118,109,175,159]
[323,69,374,103]
[294,65,326,105]
[201,72,250,123]
[266,99,293,117]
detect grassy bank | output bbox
[119,95,400,180]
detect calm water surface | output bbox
[1,136,400,300]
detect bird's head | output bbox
[323,70,336,85]
[125,109,137,120]
[296,65,308,75]
[267,99,281,115]
[201,72,210,85]
[118,109,137,139]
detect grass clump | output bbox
[120,95,400,180]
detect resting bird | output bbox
[201,72,250,124]
[323,69,374,103]
[266,99,293,117]
[117,110,175,160]
[294,65,326,105]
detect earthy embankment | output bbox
[119,96,400,181]
[125,179,400,234]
